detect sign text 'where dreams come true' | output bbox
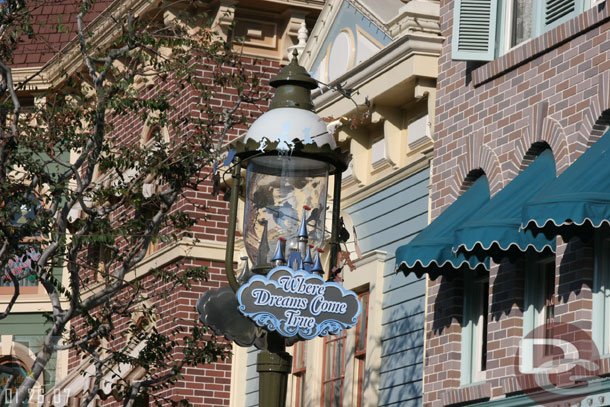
[237,267,361,339]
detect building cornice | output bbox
[312,32,443,113]
[15,0,326,90]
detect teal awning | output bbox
[395,176,490,280]
[522,129,610,241]
[454,149,556,262]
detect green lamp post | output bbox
[223,50,349,406]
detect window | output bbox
[3,246,40,291]
[522,255,556,371]
[355,291,369,407]
[0,357,28,406]
[292,340,307,407]
[461,273,488,385]
[509,0,534,48]
[593,234,610,354]
[452,0,593,61]
[87,242,112,283]
[322,330,345,407]
[2,195,43,294]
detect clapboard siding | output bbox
[345,168,429,407]
[245,347,259,406]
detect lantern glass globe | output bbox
[243,155,329,268]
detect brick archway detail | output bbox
[453,129,503,199]
[520,101,568,172]
[575,73,610,162]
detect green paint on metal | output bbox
[269,50,317,111]
[256,350,292,407]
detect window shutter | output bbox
[452,0,497,61]
[542,0,583,32]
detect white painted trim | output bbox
[593,231,610,355]
[80,238,240,300]
[312,34,442,113]
[230,346,249,407]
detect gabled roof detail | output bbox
[300,0,440,85]
[305,0,391,84]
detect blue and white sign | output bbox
[237,266,361,339]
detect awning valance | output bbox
[455,149,556,262]
[395,175,490,280]
[522,129,610,241]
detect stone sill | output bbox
[473,1,610,87]
[442,381,491,406]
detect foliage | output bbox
[0,1,269,406]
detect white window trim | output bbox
[461,273,488,386]
[501,0,536,55]
[593,232,610,356]
[522,254,555,372]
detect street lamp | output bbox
[204,50,350,407]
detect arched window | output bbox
[0,357,29,406]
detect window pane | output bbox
[334,338,343,378]
[324,382,332,407]
[357,359,365,407]
[324,341,333,378]
[333,379,342,406]
[323,334,345,407]
[511,0,533,47]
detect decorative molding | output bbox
[299,0,343,69]
[80,238,242,301]
[290,21,309,62]
[312,33,443,113]
[512,101,571,175]
[234,16,277,50]
[387,0,441,38]
[213,0,237,41]
[300,0,440,70]
[17,0,322,90]
[281,12,307,64]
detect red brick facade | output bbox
[425,1,610,406]
[12,0,112,68]
[61,56,281,406]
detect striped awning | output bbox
[395,175,490,280]
[522,129,610,241]
[454,149,556,262]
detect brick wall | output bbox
[12,0,113,68]
[425,1,610,405]
[63,53,280,406]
